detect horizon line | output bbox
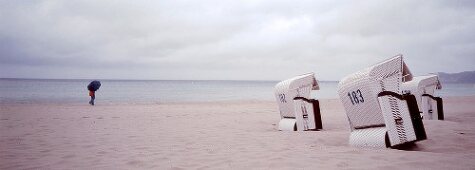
[0,77,341,82]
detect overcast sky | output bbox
[1,0,474,81]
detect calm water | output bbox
[0,79,474,104]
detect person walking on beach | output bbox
[89,90,95,105]
[87,80,101,106]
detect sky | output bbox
[1,0,474,81]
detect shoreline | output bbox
[2,95,474,106]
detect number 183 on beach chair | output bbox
[337,55,427,148]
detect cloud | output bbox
[1,0,474,80]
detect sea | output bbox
[1,78,474,104]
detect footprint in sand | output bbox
[62,154,76,159]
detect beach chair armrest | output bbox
[293,97,314,103]
[377,91,405,99]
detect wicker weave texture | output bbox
[401,75,442,120]
[338,74,385,129]
[349,127,387,148]
[274,73,318,118]
[338,55,422,147]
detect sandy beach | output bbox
[1,96,475,169]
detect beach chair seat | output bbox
[274,73,322,131]
[401,75,444,120]
[337,55,427,148]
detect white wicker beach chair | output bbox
[274,73,322,131]
[337,55,427,148]
[401,75,444,120]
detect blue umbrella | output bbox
[87,80,101,91]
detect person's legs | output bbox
[89,91,93,105]
[91,95,95,105]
